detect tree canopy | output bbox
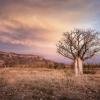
[57,29,100,61]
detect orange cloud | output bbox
[0,0,100,63]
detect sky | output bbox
[0,0,100,63]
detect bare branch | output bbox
[57,29,100,61]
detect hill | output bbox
[0,51,65,68]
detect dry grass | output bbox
[0,68,100,100]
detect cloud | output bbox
[0,0,100,63]
[0,0,100,19]
[0,0,100,28]
[0,19,54,46]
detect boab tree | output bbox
[57,29,100,76]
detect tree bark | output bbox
[74,57,83,76]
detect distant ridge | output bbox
[0,51,65,68]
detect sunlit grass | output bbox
[0,67,100,100]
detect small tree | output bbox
[57,29,100,76]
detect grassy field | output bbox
[0,68,100,100]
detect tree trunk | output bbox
[74,57,83,76]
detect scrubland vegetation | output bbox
[0,67,100,100]
[0,52,100,100]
